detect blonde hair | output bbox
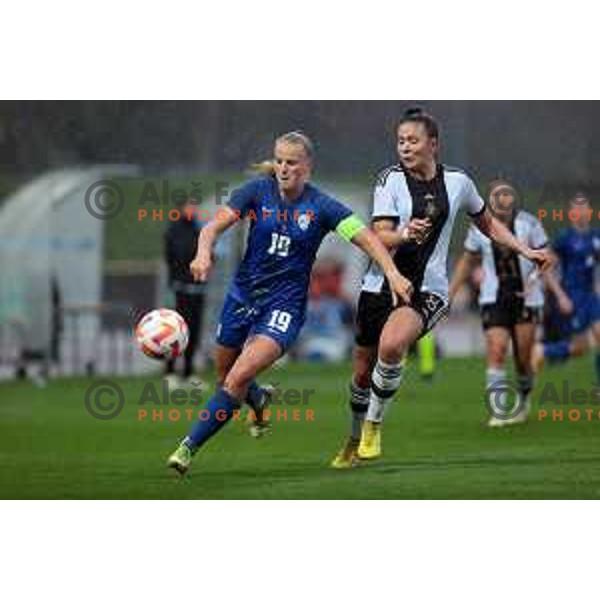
[249,131,314,176]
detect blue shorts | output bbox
[216,293,306,354]
[568,292,600,335]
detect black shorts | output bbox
[355,290,449,347]
[480,300,542,331]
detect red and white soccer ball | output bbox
[135,308,189,359]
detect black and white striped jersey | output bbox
[362,164,485,300]
[464,210,548,307]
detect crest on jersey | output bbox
[297,213,311,231]
[424,194,438,220]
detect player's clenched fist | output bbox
[387,271,414,306]
[190,252,213,282]
[526,247,554,273]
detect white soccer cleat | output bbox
[487,401,530,427]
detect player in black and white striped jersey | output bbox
[450,177,568,426]
[331,109,553,468]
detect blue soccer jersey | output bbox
[217,176,355,351]
[554,228,600,296]
[227,177,353,309]
[553,227,600,334]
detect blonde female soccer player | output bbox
[167,131,413,474]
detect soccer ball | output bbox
[135,308,189,359]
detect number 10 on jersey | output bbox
[267,232,291,257]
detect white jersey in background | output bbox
[464,210,548,307]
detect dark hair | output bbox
[398,107,439,139]
[569,191,590,206]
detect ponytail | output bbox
[249,160,277,177]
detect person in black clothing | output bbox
[164,198,206,382]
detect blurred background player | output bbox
[533,193,600,382]
[295,259,354,362]
[332,109,553,468]
[450,177,564,426]
[163,196,206,386]
[167,131,413,475]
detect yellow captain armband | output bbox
[336,214,366,242]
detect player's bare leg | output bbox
[225,337,280,437]
[484,327,510,427]
[220,335,282,399]
[214,343,273,438]
[331,344,375,468]
[214,344,241,384]
[358,307,422,460]
[507,322,537,424]
[531,342,545,374]
[167,336,281,474]
[533,331,589,374]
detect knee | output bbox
[379,334,408,365]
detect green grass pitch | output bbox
[1,356,599,499]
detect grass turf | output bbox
[1,356,599,499]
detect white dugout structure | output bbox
[0,167,140,376]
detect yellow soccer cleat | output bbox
[357,420,382,460]
[331,438,360,469]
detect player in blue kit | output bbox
[167,131,413,474]
[533,193,600,381]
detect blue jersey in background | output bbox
[553,227,600,334]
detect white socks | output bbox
[486,368,508,415]
[366,358,404,423]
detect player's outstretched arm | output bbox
[373,217,432,249]
[449,251,480,305]
[542,258,574,315]
[473,209,553,272]
[190,208,240,282]
[349,226,413,306]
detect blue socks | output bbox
[185,388,239,451]
[595,353,600,386]
[544,340,571,362]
